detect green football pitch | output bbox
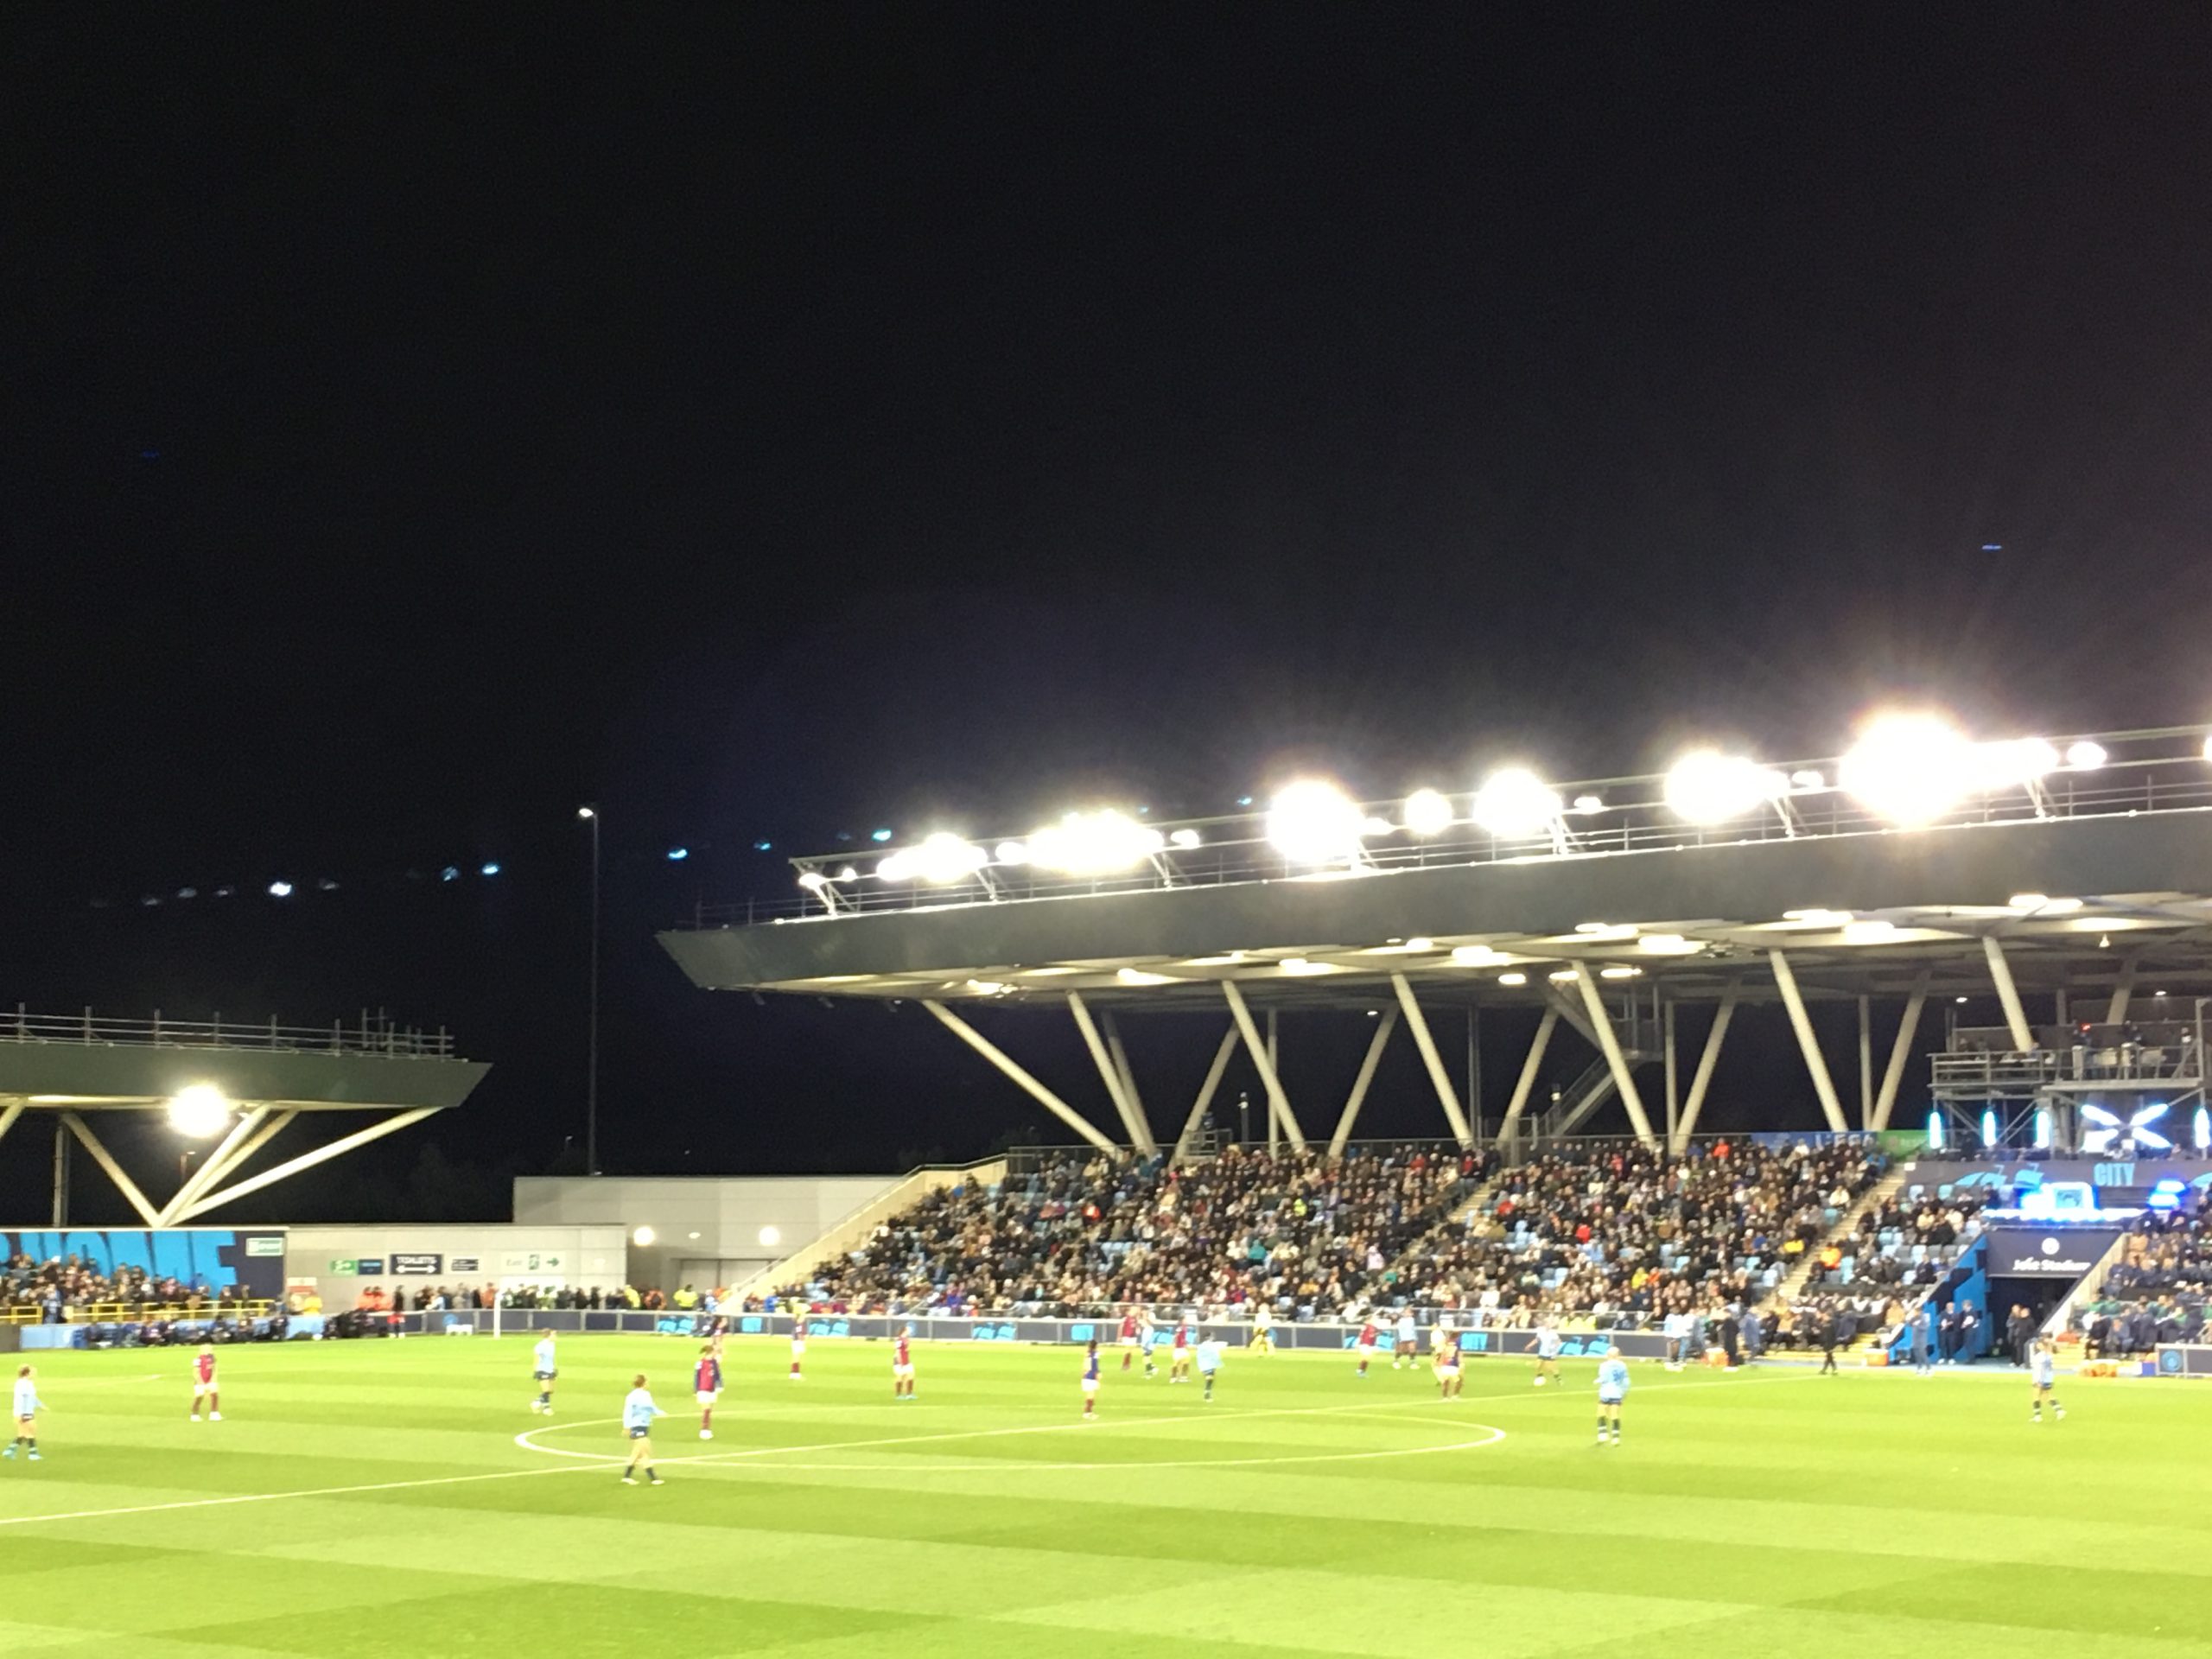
[3,1337,2208,1658]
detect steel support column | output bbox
[1858,995,1874,1128]
[60,1110,162,1228]
[179,1108,444,1221]
[1329,1007,1398,1159]
[1663,1001,1680,1147]
[1100,1013,1156,1157]
[1769,950,1850,1133]
[1572,972,1657,1147]
[1068,994,1155,1154]
[924,1001,1118,1154]
[1872,970,1929,1131]
[1389,974,1476,1147]
[1497,1008,1559,1150]
[0,1097,25,1153]
[2106,955,2140,1026]
[156,1106,283,1227]
[1222,982,1306,1153]
[1981,936,2037,1051]
[1672,979,1740,1153]
[1170,1025,1241,1165]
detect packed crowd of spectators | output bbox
[1803,1187,1987,1293]
[2078,1209,2212,1352]
[782,1146,1487,1316]
[3,1252,242,1319]
[1387,1137,1886,1326]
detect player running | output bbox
[789,1313,808,1381]
[1595,1352,1629,1446]
[893,1324,917,1400]
[1196,1335,1224,1401]
[695,1344,723,1440]
[1081,1338,1102,1420]
[5,1365,42,1462]
[1250,1303,1274,1354]
[1139,1307,1160,1377]
[1534,1319,1562,1388]
[1169,1317,1192,1384]
[1117,1309,1141,1370]
[189,1344,221,1421]
[2029,1338,2065,1423]
[622,1373,667,1485]
[1355,1317,1381,1377]
[1433,1328,1463,1398]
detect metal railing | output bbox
[680,723,2212,927]
[2,1006,457,1059]
[1,1298,277,1326]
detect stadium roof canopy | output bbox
[0,1012,486,1227]
[663,724,2212,1012]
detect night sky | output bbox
[6,8,2211,1218]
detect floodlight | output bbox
[632,1226,656,1247]
[1450,945,1507,967]
[1404,937,1433,951]
[1662,751,1786,825]
[797,871,830,891]
[2008,893,2049,911]
[758,1226,780,1248]
[834,866,857,882]
[2064,740,2107,771]
[1637,933,1700,955]
[666,847,688,861]
[480,862,500,877]
[1926,1109,1945,1151]
[2203,734,2212,763]
[1027,810,1165,874]
[877,832,988,884]
[1839,713,1974,826]
[994,840,1029,866]
[1547,968,1580,982]
[1264,780,1367,865]
[1167,828,1203,849]
[1599,965,1640,980]
[267,880,294,898]
[1788,769,1826,790]
[2034,1109,2053,1150]
[1570,794,1605,814]
[1402,788,1454,836]
[1974,737,2059,786]
[1980,1109,1999,1148]
[1469,767,1561,838]
[1497,971,1529,986]
[166,1084,232,1139]
[576,806,596,821]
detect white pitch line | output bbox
[0,1366,1816,1532]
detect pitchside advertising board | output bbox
[0,1229,287,1299]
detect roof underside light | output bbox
[1026,810,1165,875]
[1839,712,1974,826]
[1636,932,1700,955]
[1401,788,1454,836]
[876,832,989,884]
[1265,779,1368,866]
[1469,767,1562,839]
[1662,750,1788,825]
[1496,970,1529,986]
[2064,740,2107,771]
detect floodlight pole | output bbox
[1497,1007,1560,1153]
[582,805,602,1175]
[52,1116,68,1227]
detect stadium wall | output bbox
[283,1224,626,1301]
[511,1174,903,1294]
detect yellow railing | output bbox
[1,1300,277,1325]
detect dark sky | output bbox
[5,8,2211,1215]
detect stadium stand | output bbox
[2079,1212,2212,1353]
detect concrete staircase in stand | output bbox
[1767,1165,1911,1307]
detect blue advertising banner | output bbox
[0,1229,287,1299]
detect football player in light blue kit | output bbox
[531,1330,558,1414]
[1196,1336,1224,1402]
[6,1365,44,1462]
[2029,1338,2064,1424]
[621,1373,668,1485]
[1595,1352,1629,1446]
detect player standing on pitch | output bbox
[189,1344,221,1421]
[789,1312,808,1381]
[531,1329,557,1414]
[1196,1334,1224,1401]
[1118,1307,1141,1370]
[1433,1327,1463,1398]
[694,1343,723,1440]
[1169,1316,1192,1384]
[5,1365,43,1462]
[1595,1351,1629,1446]
[1081,1338,1102,1420]
[1534,1319,1562,1388]
[2029,1338,2065,1423]
[1355,1316,1380,1377]
[622,1373,667,1485]
[893,1324,917,1400]
[1250,1302,1274,1354]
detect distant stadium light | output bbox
[632,1226,656,1247]
[1469,767,1561,839]
[1027,809,1165,874]
[1235,795,1254,807]
[753,840,772,852]
[166,1083,232,1139]
[1789,769,1826,791]
[1571,794,1604,814]
[1547,969,1580,982]
[2197,1106,2211,1151]
[869,828,894,842]
[993,840,1029,866]
[1840,712,1974,827]
[1167,828,1203,849]
[1662,751,1786,825]
[440,867,460,882]
[757,1226,780,1248]
[576,806,596,821]
[2203,734,2212,763]
[1497,971,1529,986]
[480,862,500,877]
[667,847,689,861]
[2064,740,2107,771]
[877,832,988,885]
[1451,945,1508,967]
[2008,893,2049,912]
[1926,1109,1945,1151]
[1980,1108,1999,1148]
[1402,788,1454,836]
[1599,965,1640,980]
[1974,736,2059,787]
[797,871,830,891]
[267,880,294,898]
[2034,1108,2053,1150]
[834,866,857,881]
[1264,780,1367,866]
[1637,933,1699,955]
